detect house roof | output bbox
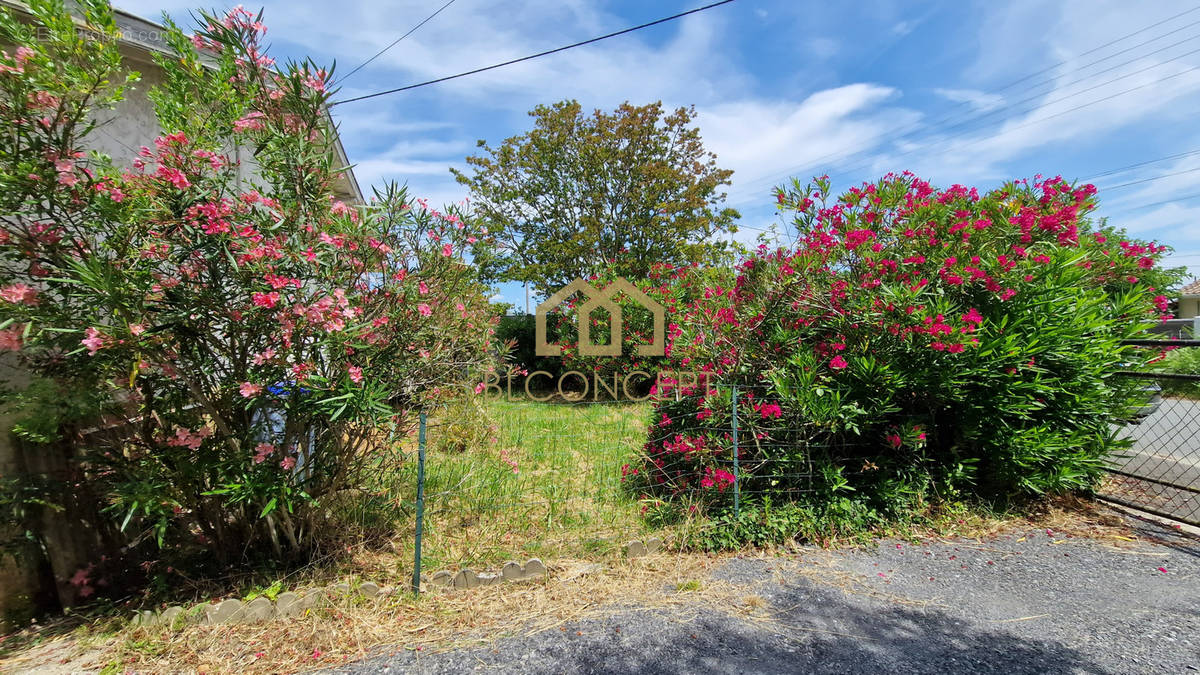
[0,1,364,204]
[1181,279,1200,297]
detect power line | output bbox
[1101,166,1200,190]
[731,6,1200,199]
[330,0,738,106]
[915,19,1200,148]
[1079,149,1200,180]
[825,65,1200,184]
[966,5,1200,94]
[339,0,459,83]
[1102,190,1200,215]
[931,40,1200,141]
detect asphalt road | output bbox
[329,516,1199,674]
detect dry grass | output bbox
[0,393,1162,673]
[0,494,1152,674]
[2,552,743,674]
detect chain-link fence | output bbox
[1101,339,1200,526]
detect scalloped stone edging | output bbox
[428,557,547,589]
[128,580,394,628]
[622,537,664,558]
[128,557,551,628]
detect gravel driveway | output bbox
[330,515,1199,674]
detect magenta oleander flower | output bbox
[252,291,279,308]
[829,355,848,370]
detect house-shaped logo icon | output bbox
[535,278,666,357]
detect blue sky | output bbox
[118,0,1200,306]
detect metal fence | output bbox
[1101,339,1200,526]
[400,355,1200,593]
[404,384,821,593]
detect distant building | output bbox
[1177,279,1200,320]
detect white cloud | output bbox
[859,0,1200,187]
[704,84,920,207]
[933,88,1004,112]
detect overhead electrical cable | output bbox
[330,0,737,106]
[732,6,1200,198]
[1100,166,1200,190]
[339,0,460,83]
[1079,149,1200,180]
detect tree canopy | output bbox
[452,100,739,295]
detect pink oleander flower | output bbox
[155,165,190,189]
[129,323,147,336]
[81,327,105,355]
[253,442,275,464]
[347,365,363,383]
[442,243,453,257]
[829,355,848,370]
[280,456,296,470]
[0,283,37,304]
[251,347,276,365]
[417,303,432,317]
[0,327,22,351]
[232,111,266,133]
[167,426,211,451]
[240,382,262,398]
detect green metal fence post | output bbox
[411,411,427,595]
[731,385,740,518]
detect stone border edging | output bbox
[128,557,551,628]
[129,537,668,628]
[622,537,664,558]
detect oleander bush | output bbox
[629,173,1184,531]
[0,0,495,580]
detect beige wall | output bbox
[1178,297,1200,319]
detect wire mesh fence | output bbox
[398,351,1200,592]
[400,383,828,591]
[1101,340,1200,526]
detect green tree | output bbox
[452,100,739,295]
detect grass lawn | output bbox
[393,396,655,571]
